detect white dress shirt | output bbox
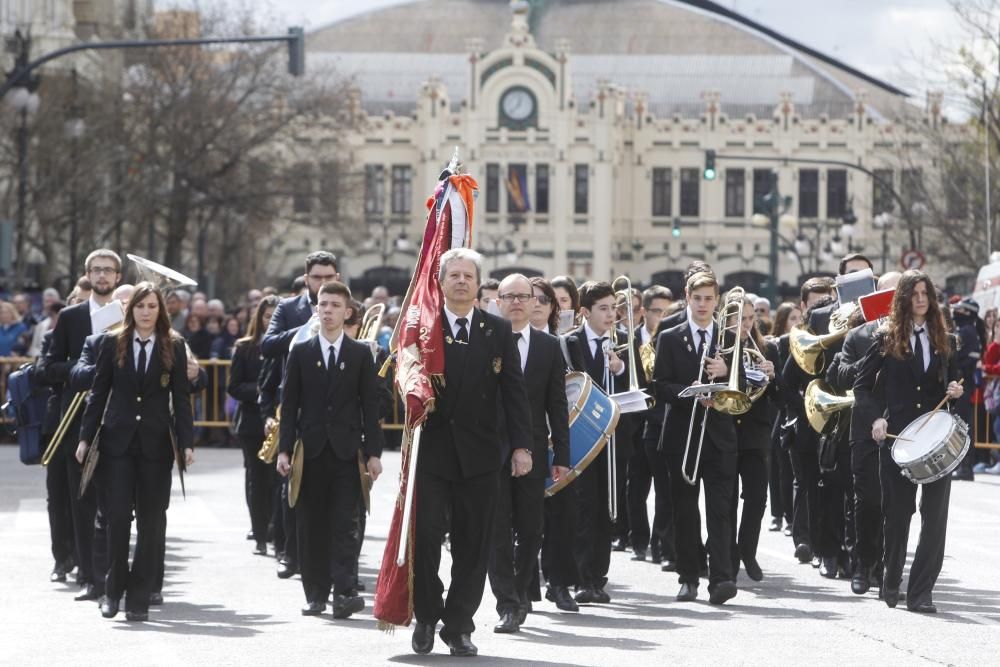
[583,321,625,376]
[444,305,474,341]
[513,323,531,371]
[688,319,715,356]
[133,332,156,372]
[318,330,344,368]
[910,324,931,371]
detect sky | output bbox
[165,0,969,98]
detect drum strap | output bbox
[559,335,573,370]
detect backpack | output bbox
[5,363,50,464]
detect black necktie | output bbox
[914,327,925,372]
[137,338,149,384]
[514,332,524,370]
[328,343,337,370]
[455,317,469,343]
[697,329,708,358]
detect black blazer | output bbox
[40,300,92,414]
[79,334,194,460]
[72,331,206,396]
[854,331,959,436]
[653,321,738,453]
[260,293,313,359]
[422,308,532,479]
[228,341,265,438]
[827,321,879,442]
[278,334,384,462]
[514,328,570,477]
[655,307,688,338]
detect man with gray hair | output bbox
[411,248,531,657]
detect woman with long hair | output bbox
[855,270,963,613]
[75,282,194,622]
[769,302,802,340]
[550,275,580,333]
[529,277,559,334]
[228,295,279,555]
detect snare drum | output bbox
[891,410,970,484]
[545,372,621,497]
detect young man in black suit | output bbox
[276,281,383,619]
[411,248,531,658]
[488,274,570,634]
[40,248,121,601]
[652,271,739,605]
[561,281,628,605]
[261,250,339,578]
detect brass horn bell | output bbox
[804,379,855,433]
[789,325,849,376]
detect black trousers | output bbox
[352,499,367,588]
[280,479,297,564]
[666,438,736,587]
[45,439,74,565]
[572,448,612,589]
[788,443,819,550]
[239,435,273,544]
[880,446,950,604]
[271,468,285,549]
[851,438,883,569]
[815,438,852,561]
[66,448,99,586]
[731,447,769,567]
[489,470,544,614]
[541,481,579,588]
[611,434,631,541]
[769,435,794,525]
[297,447,359,603]
[101,443,172,613]
[627,436,676,559]
[414,468,499,636]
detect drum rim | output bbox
[902,434,970,484]
[892,410,960,465]
[565,371,593,427]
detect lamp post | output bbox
[751,171,793,305]
[6,30,42,287]
[873,212,893,274]
[64,68,85,279]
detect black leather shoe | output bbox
[574,587,598,604]
[494,611,520,633]
[593,587,611,604]
[276,560,297,579]
[125,610,148,622]
[149,592,164,606]
[75,584,99,601]
[811,556,822,569]
[883,587,900,608]
[819,557,838,579]
[649,543,663,564]
[709,580,738,605]
[411,622,435,655]
[99,596,119,619]
[768,517,782,532]
[356,582,366,592]
[50,560,70,583]
[783,526,793,537]
[907,601,937,614]
[676,582,698,602]
[851,567,871,595]
[301,601,326,616]
[246,529,255,541]
[548,586,579,612]
[793,543,812,563]
[743,558,763,582]
[331,594,364,619]
[611,537,627,552]
[661,559,677,572]
[517,606,528,625]
[631,549,647,562]
[253,541,267,556]
[440,630,478,657]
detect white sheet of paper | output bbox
[91,300,124,333]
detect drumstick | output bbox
[884,433,913,442]
[914,378,964,434]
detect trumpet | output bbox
[741,332,771,405]
[680,286,751,486]
[257,405,280,464]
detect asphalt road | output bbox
[1,445,998,666]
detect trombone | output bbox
[358,302,385,360]
[41,391,87,466]
[680,286,752,485]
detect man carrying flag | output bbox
[374,157,531,658]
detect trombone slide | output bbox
[41,391,86,467]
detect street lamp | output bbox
[64,69,85,280]
[873,212,893,274]
[5,29,42,287]
[751,170,794,305]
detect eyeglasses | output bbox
[499,293,533,303]
[88,266,118,275]
[534,294,552,305]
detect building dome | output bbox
[307,0,909,119]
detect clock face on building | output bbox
[500,87,536,127]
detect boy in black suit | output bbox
[276,281,383,619]
[488,274,570,633]
[652,271,739,605]
[561,281,628,605]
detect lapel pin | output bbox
[316,361,322,368]
[339,361,345,370]
[687,344,693,352]
[446,335,454,344]
[479,321,485,328]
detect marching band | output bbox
[33,228,973,653]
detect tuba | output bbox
[788,325,850,376]
[804,379,854,433]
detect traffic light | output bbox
[672,217,681,237]
[703,149,717,181]
[287,26,305,76]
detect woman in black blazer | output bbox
[227,295,279,556]
[854,270,963,614]
[76,282,194,622]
